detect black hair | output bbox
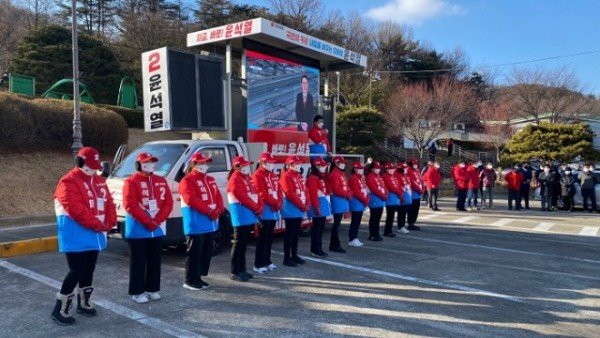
[227,164,241,180]
[135,161,142,171]
[309,163,321,177]
[313,115,324,123]
[75,156,85,168]
[365,162,375,176]
[301,75,308,82]
[397,166,405,174]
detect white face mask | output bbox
[317,122,324,128]
[240,166,251,175]
[373,169,381,175]
[318,166,328,173]
[544,168,550,173]
[412,165,418,169]
[81,165,96,176]
[141,162,155,173]
[477,162,482,167]
[564,171,571,175]
[337,164,346,171]
[356,169,364,175]
[459,164,466,168]
[294,166,302,173]
[387,169,395,175]
[487,165,493,169]
[196,164,209,174]
[583,168,590,173]
[264,163,274,172]
[434,164,440,169]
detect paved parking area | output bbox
[0,198,599,337]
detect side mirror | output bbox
[101,161,111,178]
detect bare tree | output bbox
[0,1,29,72]
[477,100,515,161]
[268,0,322,32]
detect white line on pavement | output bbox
[270,251,524,303]
[451,216,479,223]
[419,213,445,220]
[579,226,600,237]
[0,259,203,338]
[490,218,513,227]
[533,222,554,232]
[405,237,600,265]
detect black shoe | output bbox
[433,207,441,211]
[383,232,396,238]
[329,247,346,253]
[230,273,249,282]
[283,259,297,267]
[368,236,377,241]
[76,287,97,317]
[407,225,420,231]
[374,236,384,241]
[459,208,468,212]
[199,279,210,287]
[310,251,327,257]
[51,293,75,326]
[242,271,254,279]
[291,256,305,264]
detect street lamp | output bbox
[71,0,82,156]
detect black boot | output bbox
[77,287,97,317]
[51,293,76,325]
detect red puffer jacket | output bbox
[452,165,469,190]
[123,171,174,229]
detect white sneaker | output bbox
[131,293,149,304]
[253,266,268,274]
[146,292,161,301]
[348,239,362,247]
[356,239,364,246]
[267,263,278,271]
[399,227,410,234]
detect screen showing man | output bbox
[295,75,316,131]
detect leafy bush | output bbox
[97,104,144,128]
[0,92,127,154]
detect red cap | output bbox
[77,147,102,170]
[312,157,328,166]
[353,161,365,169]
[285,155,304,165]
[332,156,345,164]
[259,152,277,163]
[383,162,397,170]
[190,153,212,164]
[371,160,381,169]
[136,152,158,163]
[233,156,253,167]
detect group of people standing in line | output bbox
[50,145,427,326]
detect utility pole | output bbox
[71,0,82,156]
[368,70,372,108]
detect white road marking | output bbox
[0,259,203,338]
[533,222,554,232]
[451,216,479,223]
[419,213,445,220]
[270,251,524,303]
[406,237,600,265]
[490,218,513,227]
[0,223,56,231]
[579,226,600,237]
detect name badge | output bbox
[250,193,258,203]
[271,192,278,199]
[96,198,105,212]
[148,199,158,212]
[300,192,306,204]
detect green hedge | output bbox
[97,104,144,128]
[0,92,128,154]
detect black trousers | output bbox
[368,207,384,237]
[519,185,530,208]
[408,199,421,225]
[128,237,162,295]
[330,213,344,250]
[397,205,408,229]
[384,205,398,235]
[551,189,560,208]
[508,190,521,210]
[349,211,363,241]
[582,188,597,211]
[311,216,326,253]
[428,188,439,208]
[231,225,252,274]
[186,232,214,284]
[283,218,302,261]
[563,196,574,211]
[60,250,99,295]
[255,220,276,268]
[456,189,467,210]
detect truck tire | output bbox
[212,210,232,256]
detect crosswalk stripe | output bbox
[533,222,554,231]
[490,218,513,227]
[419,212,446,220]
[451,216,479,223]
[579,226,600,237]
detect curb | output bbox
[0,236,57,258]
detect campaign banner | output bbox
[141,47,171,132]
[246,49,320,132]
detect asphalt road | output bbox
[1,198,599,337]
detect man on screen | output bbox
[295,75,316,131]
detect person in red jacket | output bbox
[123,152,173,303]
[52,147,117,325]
[348,161,369,247]
[327,156,352,253]
[406,159,424,230]
[252,152,283,274]
[423,161,442,211]
[280,155,310,266]
[452,160,469,211]
[383,162,403,237]
[466,162,481,211]
[227,156,263,282]
[366,160,387,241]
[306,157,331,257]
[505,164,524,210]
[179,152,224,290]
[308,115,331,155]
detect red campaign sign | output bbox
[248,129,309,161]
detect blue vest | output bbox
[181,205,218,235]
[281,198,304,218]
[260,206,280,221]
[412,191,422,200]
[330,194,349,214]
[55,200,106,253]
[309,144,327,156]
[369,193,386,208]
[308,196,331,218]
[386,192,400,206]
[229,202,258,227]
[349,197,366,212]
[124,212,165,239]
[402,191,413,206]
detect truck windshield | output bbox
[112,143,188,179]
